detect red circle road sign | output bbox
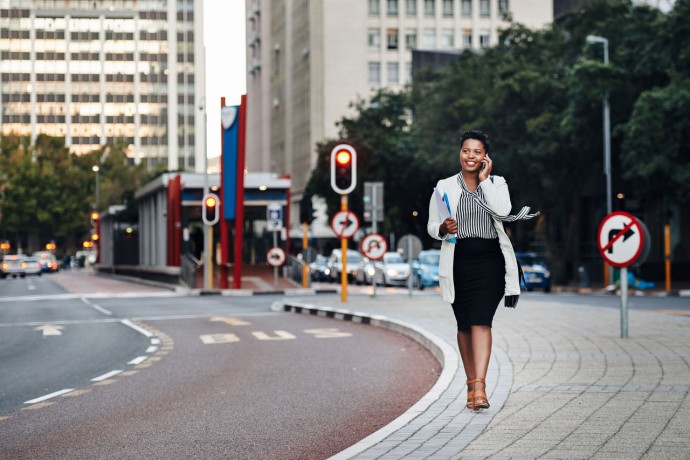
[360,233,387,261]
[330,210,360,238]
[597,211,645,268]
[266,247,286,267]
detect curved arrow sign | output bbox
[360,233,387,261]
[597,211,644,268]
[266,247,286,267]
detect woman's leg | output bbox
[471,325,492,383]
[458,329,477,408]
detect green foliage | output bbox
[305,0,689,281]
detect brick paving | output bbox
[286,293,690,459]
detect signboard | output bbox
[597,211,645,268]
[266,203,283,231]
[397,234,423,260]
[266,247,286,267]
[360,233,387,261]
[331,210,360,238]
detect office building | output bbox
[0,0,206,171]
[245,0,552,225]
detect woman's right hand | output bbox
[440,217,458,237]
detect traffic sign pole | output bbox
[620,267,628,338]
[341,195,348,303]
[273,230,278,289]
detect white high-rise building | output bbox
[0,0,206,171]
[245,0,552,224]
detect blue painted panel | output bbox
[222,105,239,220]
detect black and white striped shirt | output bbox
[456,174,498,239]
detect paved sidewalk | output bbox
[285,293,690,459]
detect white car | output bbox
[1,255,26,279]
[22,257,43,276]
[326,249,363,283]
[372,252,411,286]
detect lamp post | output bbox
[586,35,611,216]
[586,34,613,285]
[92,165,100,209]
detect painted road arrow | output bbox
[34,324,64,336]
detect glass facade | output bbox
[0,0,203,170]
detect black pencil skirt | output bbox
[451,237,506,330]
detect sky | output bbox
[203,2,246,159]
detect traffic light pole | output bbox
[302,222,309,288]
[341,195,348,303]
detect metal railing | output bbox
[286,256,310,288]
[180,253,202,288]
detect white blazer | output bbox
[426,174,521,304]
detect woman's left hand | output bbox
[479,155,492,182]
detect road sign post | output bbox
[597,211,648,339]
[361,233,387,298]
[398,234,423,298]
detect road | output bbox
[0,273,440,459]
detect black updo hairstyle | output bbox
[460,129,491,154]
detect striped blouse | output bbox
[455,174,498,239]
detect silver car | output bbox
[372,252,411,286]
[1,255,26,279]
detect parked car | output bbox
[33,251,59,272]
[326,249,363,283]
[371,252,411,287]
[22,257,43,276]
[413,249,440,290]
[515,251,551,292]
[309,254,331,282]
[353,257,377,285]
[1,255,26,279]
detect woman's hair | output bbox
[460,130,491,154]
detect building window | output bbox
[387,28,399,50]
[442,0,453,16]
[368,28,381,49]
[368,62,381,84]
[441,29,454,49]
[387,0,399,16]
[479,32,490,47]
[405,31,417,49]
[480,0,490,17]
[387,62,399,83]
[498,0,509,16]
[461,0,472,17]
[422,29,435,49]
[368,0,380,15]
[406,0,417,15]
[405,62,413,83]
[463,30,472,48]
[424,0,435,16]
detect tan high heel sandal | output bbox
[472,378,490,411]
[466,378,482,410]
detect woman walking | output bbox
[427,130,537,410]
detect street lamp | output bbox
[587,34,613,285]
[92,165,100,209]
[586,35,611,216]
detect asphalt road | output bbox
[0,274,441,459]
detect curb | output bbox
[279,301,459,460]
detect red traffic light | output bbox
[330,144,357,195]
[202,193,220,225]
[335,150,352,165]
[205,196,217,208]
[91,212,99,221]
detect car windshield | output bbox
[347,253,362,263]
[420,254,440,265]
[384,254,405,264]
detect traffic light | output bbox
[299,193,314,224]
[202,193,220,225]
[330,144,357,195]
[90,211,99,226]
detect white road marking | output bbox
[252,330,296,341]
[200,333,240,344]
[91,370,122,382]
[0,291,180,303]
[80,297,112,316]
[145,346,158,353]
[27,285,37,291]
[210,316,251,326]
[151,338,161,345]
[128,356,148,365]
[121,319,153,337]
[34,324,63,336]
[24,388,74,404]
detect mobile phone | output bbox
[480,161,486,172]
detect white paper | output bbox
[433,188,451,221]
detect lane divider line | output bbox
[91,370,123,382]
[80,296,113,316]
[24,388,75,404]
[128,356,148,365]
[121,319,154,337]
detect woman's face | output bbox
[459,139,486,172]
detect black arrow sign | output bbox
[603,221,636,254]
